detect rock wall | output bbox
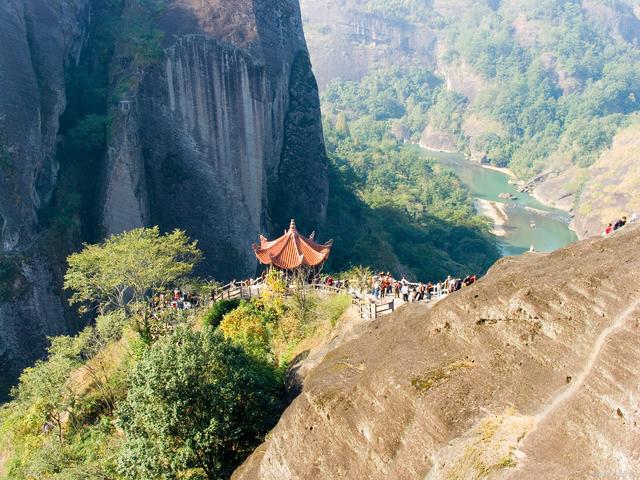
[419,125,458,153]
[102,0,328,278]
[571,124,640,237]
[299,0,436,90]
[0,0,89,398]
[0,0,328,396]
[234,224,640,479]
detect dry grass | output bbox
[431,410,533,480]
[411,360,474,393]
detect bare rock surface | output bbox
[419,125,458,153]
[0,0,89,398]
[234,224,640,479]
[572,124,640,238]
[102,0,328,277]
[299,0,436,91]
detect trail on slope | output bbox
[533,297,640,424]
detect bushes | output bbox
[219,302,274,364]
[116,326,284,480]
[203,298,241,327]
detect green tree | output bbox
[219,302,274,364]
[116,326,283,480]
[344,265,374,296]
[64,227,202,314]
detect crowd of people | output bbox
[368,272,477,303]
[151,288,202,310]
[154,270,478,313]
[315,271,479,304]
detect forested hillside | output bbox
[302,0,640,236]
[322,69,500,280]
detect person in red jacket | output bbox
[604,223,614,235]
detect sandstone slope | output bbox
[571,123,640,237]
[235,224,640,479]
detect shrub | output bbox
[202,298,241,327]
[219,302,273,364]
[116,326,283,480]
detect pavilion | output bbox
[253,219,333,274]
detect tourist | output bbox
[373,276,381,299]
[426,282,433,300]
[394,281,401,298]
[401,283,409,302]
[604,223,614,235]
[614,216,627,231]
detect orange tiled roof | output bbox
[253,219,332,270]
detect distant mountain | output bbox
[301,0,640,237]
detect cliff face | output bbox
[0,0,327,396]
[234,224,640,479]
[571,124,640,237]
[299,0,436,90]
[0,0,89,398]
[103,0,328,276]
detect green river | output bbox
[422,149,578,256]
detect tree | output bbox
[219,301,274,364]
[116,326,283,480]
[7,332,92,445]
[344,265,374,296]
[64,227,202,314]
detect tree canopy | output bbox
[116,326,283,480]
[64,227,202,313]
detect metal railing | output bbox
[358,298,396,320]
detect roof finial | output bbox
[289,219,296,231]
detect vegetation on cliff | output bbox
[0,229,351,479]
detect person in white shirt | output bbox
[401,283,409,302]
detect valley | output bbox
[1,0,639,478]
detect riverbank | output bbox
[475,199,508,237]
[481,163,517,179]
[418,145,578,254]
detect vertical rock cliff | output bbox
[102,0,328,277]
[0,0,89,398]
[0,0,328,397]
[300,0,436,90]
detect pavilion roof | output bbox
[253,219,332,270]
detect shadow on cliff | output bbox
[323,161,500,280]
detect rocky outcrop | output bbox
[102,0,328,277]
[583,0,640,45]
[234,224,640,479]
[0,0,89,398]
[571,125,640,238]
[299,0,436,90]
[419,124,458,153]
